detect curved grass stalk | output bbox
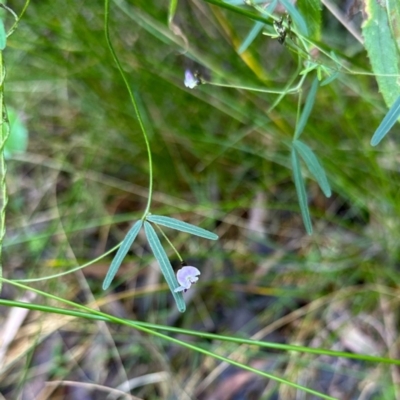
[1,283,400,367]
[12,243,122,283]
[0,277,340,400]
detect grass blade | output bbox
[293,140,331,197]
[279,0,308,37]
[370,95,400,146]
[238,0,277,54]
[297,0,321,40]
[294,77,319,140]
[291,147,313,235]
[102,220,143,290]
[146,215,218,240]
[238,21,264,54]
[144,221,186,313]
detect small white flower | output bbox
[174,266,201,292]
[184,69,201,89]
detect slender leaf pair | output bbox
[291,77,331,234]
[291,140,331,235]
[293,140,331,198]
[102,215,218,312]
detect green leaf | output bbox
[144,221,186,313]
[0,18,6,50]
[320,70,339,86]
[387,0,400,54]
[293,140,331,197]
[102,220,143,290]
[294,77,319,140]
[3,108,28,158]
[168,0,178,25]
[297,0,321,40]
[371,94,400,146]
[146,215,218,240]
[279,0,308,37]
[291,147,313,235]
[362,0,400,108]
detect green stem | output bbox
[104,0,153,217]
[0,50,6,293]
[6,0,31,38]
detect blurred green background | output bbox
[1,0,400,399]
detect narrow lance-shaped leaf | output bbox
[238,22,264,54]
[370,95,400,146]
[293,140,331,197]
[168,0,178,25]
[291,147,313,235]
[144,221,186,313]
[146,215,218,240]
[102,220,143,290]
[320,70,340,87]
[294,77,319,140]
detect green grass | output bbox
[0,0,400,399]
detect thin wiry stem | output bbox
[104,0,154,217]
[0,51,7,292]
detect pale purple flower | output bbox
[184,69,201,89]
[174,266,201,292]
